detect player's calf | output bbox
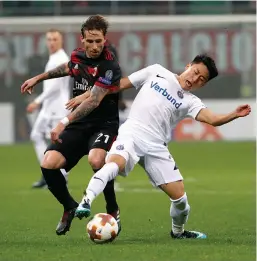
[75,162,120,217]
[170,193,190,235]
[169,193,206,239]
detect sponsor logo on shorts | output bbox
[116,144,124,150]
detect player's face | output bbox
[46,32,63,54]
[180,62,209,91]
[82,30,106,59]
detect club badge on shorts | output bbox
[116,144,124,150]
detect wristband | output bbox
[60,117,69,126]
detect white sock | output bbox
[170,193,190,235]
[81,191,95,206]
[83,162,119,205]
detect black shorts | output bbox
[46,121,118,171]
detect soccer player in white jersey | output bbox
[52,54,251,238]
[26,29,70,188]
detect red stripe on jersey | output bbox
[104,49,113,61]
[71,50,81,64]
[95,81,119,92]
[71,68,80,76]
[108,135,117,150]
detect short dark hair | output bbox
[191,54,218,81]
[81,15,109,37]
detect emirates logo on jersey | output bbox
[75,77,90,91]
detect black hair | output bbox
[191,54,218,81]
[81,15,109,37]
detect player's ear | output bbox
[104,38,106,44]
[185,63,191,70]
[80,34,85,43]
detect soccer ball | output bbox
[86,213,119,243]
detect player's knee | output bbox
[106,154,126,172]
[41,150,66,169]
[88,154,105,170]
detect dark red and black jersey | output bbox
[68,46,121,125]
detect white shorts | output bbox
[106,130,183,187]
[30,110,63,140]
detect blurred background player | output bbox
[21,15,122,236]
[26,29,70,188]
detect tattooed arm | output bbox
[21,63,70,94]
[67,86,110,123]
[35,63,69,83]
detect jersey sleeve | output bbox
[187,96,206,119]
[128,64,157,90]
[94,60,121,92]
[67,49,82,77]
[34,55,69,104]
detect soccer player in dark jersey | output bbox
[21,15,122,236]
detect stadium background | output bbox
[0,2,255,261]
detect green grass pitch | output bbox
[0,142,255,261]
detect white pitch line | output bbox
[114,186,255,195]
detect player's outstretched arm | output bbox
[21,63,69,94]
[65,91,90,110]
[119,77,134,91]
[66,77,132,110]
[196,104,251,126]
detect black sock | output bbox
[93,169,119,213]
[41,167,78,211]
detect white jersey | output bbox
[34,48,70,118]
[125,64,206,144]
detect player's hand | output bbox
[50,122,65,144]
[26,102,40,113]
[235,104,251,117]
[21,77,38,95]
[65,96,83,110]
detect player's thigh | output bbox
[106,136,140,176]
[88,128,117,168]
[45,127,87,171]
[143,147,183,189]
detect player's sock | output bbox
[93,169,119,213]
[60,168,69,180]
[170,193,190,235]
[83,163,119,206]
[41,167,77,210]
